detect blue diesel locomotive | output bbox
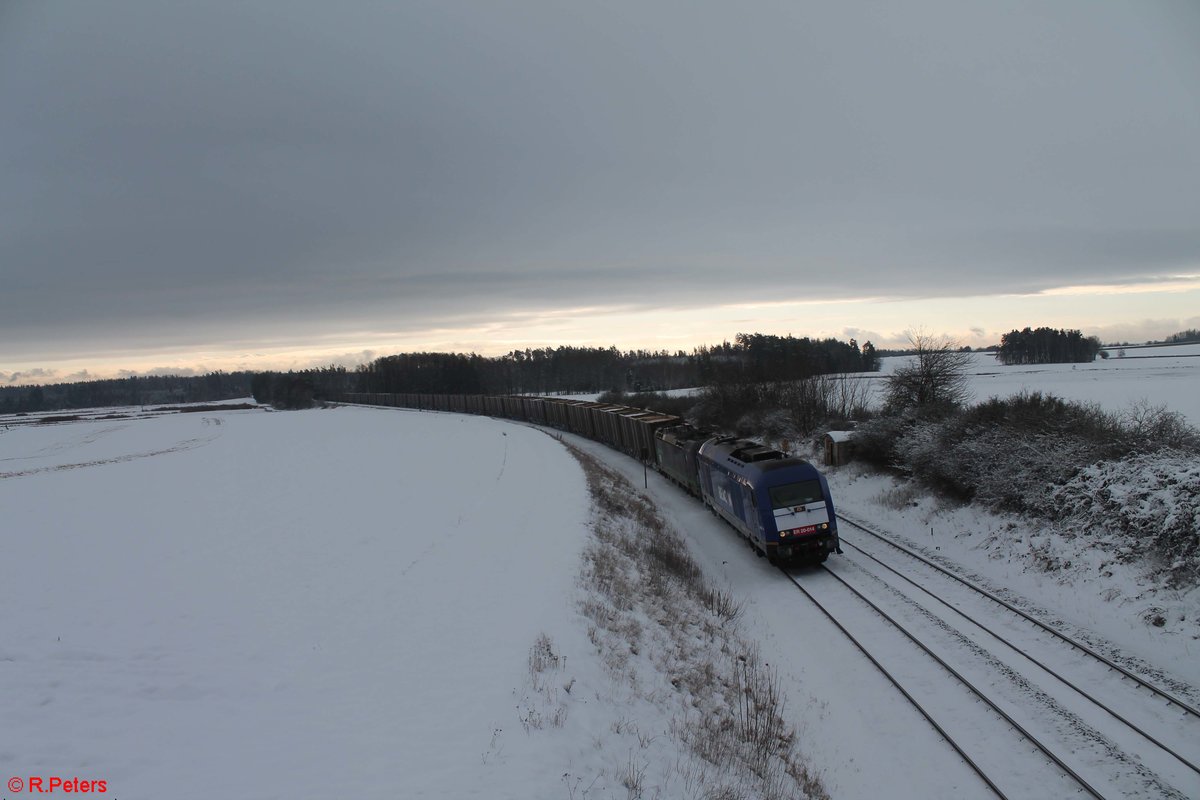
[695,436,840,564]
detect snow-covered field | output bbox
[4,353,1197,798]
[1,407,600,798]
[876,342,1200,424]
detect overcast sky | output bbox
[2,1,1199,383]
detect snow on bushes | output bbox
[894,424,1100,513]
[1049,452,1200,584]
[853,392,1200,584]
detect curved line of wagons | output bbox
[343,392,841,565]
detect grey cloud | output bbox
[4,368,94,386]
[1,1,1198,360]
[3,368,61,385]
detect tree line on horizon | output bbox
[995,327,1103,365]
[0,371,255,415]
[252,335,881,408]
[1165,329,1200,344]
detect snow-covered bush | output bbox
[1049,451,1200,584]
[847,413,911,469]
[894,422,1098,513]
[861,392,1200,583]
[881,393,1185,507]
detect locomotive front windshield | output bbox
[768,480,823,509]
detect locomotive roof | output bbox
[708,437,783,461]
[701,436,817,474]
[758,456,818,472]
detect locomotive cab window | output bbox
[768,480,822,509]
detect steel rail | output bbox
[798,563,1109,800]
[778,569,1009,800]
[837,512,1200,720]
[839,538,1200,776]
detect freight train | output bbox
[342,392,841,564]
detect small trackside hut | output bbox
[822,430,856,467]
[696,437,841,564]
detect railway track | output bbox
[780,516,1200,799]
[836,512,1200,720]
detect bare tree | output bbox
[885,331,973,411]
